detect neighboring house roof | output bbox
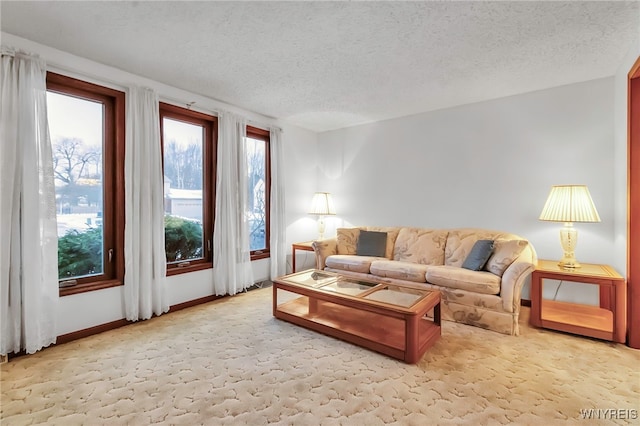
[166,189,202,200]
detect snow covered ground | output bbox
[56,213,102,237]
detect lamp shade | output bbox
[539,185,600,223]
[308,192,336,216]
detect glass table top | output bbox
[277,271,432,308]
[282,270,338,288]
[321,279,377,296]
[363,285,426,308]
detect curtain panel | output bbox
[269,128,286,280]
[124,86,168,321]
[0,47,59,355]
[213,112,254,295]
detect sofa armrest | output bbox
[500,243,538,312]
[312,238,338,270]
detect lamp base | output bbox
[317,216,326,240]
[558,222,581,269]
[558,258,581,269]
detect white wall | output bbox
[317,78,618,302]
[2,32,317,336]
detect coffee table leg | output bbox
[434,303,441,326]
[405,314,419,363]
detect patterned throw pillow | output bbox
[462,240,495,271]
[393,228,448,265]
[485,239,528,276]
[337,228,360,255]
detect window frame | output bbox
[245,126,271,261]
[46,72,126,297]
[159,102,217,275]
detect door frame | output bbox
[628,56,640,349]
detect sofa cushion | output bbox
[444,229,500,267]
[337,227,399,259]
[485,239,528,276]
[337,228,360,255]
[427,265,501,295]
[462,240,494,271]
[393,228,448,265]
[325,255,383,274]
[370,260,428,283]
[356,230,388,257]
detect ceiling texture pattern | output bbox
[1,1,639,132]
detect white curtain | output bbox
[124,86,168,321]
[0,47,59,355]
[213,112,254,295]
[269,128,286,280]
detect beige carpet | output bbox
[1,285,639,426]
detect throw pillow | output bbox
[337,228,360,255]
[461,240,495,271]
[356,230,388,257]
[485,239,528,276]
[365,226,400,259]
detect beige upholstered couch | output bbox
[312,227,537,336]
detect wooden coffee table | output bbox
[273,270,441,363]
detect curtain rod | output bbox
[160,95,282,133]
[159,95,221,115]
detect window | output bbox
[160,103,216,274]
[245,126,270,259]
[46,72,125,295]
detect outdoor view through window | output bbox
[48,91,268,282]
[47,91,104,281]
[163,117,205,264]
[245,136,267,251]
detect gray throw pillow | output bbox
[356,230,387,257]
[462,240,495,271]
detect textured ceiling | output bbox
[1,1,639,132]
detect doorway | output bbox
[628,56,640,349]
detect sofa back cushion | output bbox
[393,227,448,265]
[445,229,501,267]
[336,227,399,259]
[337,228,360,255]
[485,239,528,276]
[444,228,530,275]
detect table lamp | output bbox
[539,185,601,269]
[308,192,336,240]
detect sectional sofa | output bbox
[311,226,537,336]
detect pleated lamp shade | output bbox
[308,192,336,216]
[308,192,335,240]
[539,185,600,223]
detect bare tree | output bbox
[164,139,203,190]
[52,137,102,209]
[246,142,265,212]
[52,137,100,185]
[246,141,266,250]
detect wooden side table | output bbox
[530,259,626,343]
[291,241,315,273]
